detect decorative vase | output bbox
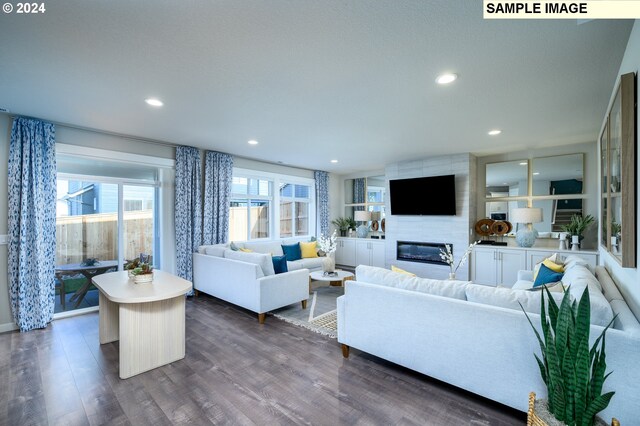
[448,272,456,280]
[322,255,335,273]
[339,229,347,237]
[558,233,568,250]
[133,273,153,284]
[571,235,580,251]
[516,228,538,248]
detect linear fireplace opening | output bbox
[396,241,449,265]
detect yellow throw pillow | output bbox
[391,265,416,277]
[300,241,318,258]
[533,258,564,281]
[239,248,253,253]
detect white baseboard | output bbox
[0,322,18,333]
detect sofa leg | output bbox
[341,344,350,358]
[258,313,266,324]
[301,300,307,309]
[194,289,200,297]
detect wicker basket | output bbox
[527,392,620,426]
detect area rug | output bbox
[270,285,342,338]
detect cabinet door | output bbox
[472,249,497,285]
[336,239,356,267]
[355,240,371,266]
[498,250,526,285]
[369,241,386,268]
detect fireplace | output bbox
[396,241,449,265]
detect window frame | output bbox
[231,167,316,241]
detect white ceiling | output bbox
[0,1,633,174]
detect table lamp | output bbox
[511,208,543,248]
[354,210,371,238]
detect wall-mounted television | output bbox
[389,174,456,216]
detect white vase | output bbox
[448,272,456,280]
[571,235,580,251]
[322,255,335,273]
[133,273,153,284]
[611,236,618,253]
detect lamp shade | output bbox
[354,211,371,222]
[510,208,543,224]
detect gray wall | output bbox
[385,154,476,280]
[600,20,640,321]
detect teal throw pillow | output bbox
[281,243,302,261]
[272,255,288,274]
[230,242,240,251]
[533,263,564,288]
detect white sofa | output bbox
[337,264,640,423]
[193,243,311,323]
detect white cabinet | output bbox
[471,246,599,286]
[356,239,385,268]
[472,247,526,286]
[335,238,356,266]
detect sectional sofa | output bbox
[337,261,640,424]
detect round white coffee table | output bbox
[308,270,354,293]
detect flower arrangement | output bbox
[439,241,479,277]
[317,230,338,255]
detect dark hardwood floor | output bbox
[0,294,525,425]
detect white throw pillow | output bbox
[224,249,275,276]
[204,246,226,257]
[563,264,602,294]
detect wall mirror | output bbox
[343,175,386,235]
[532,154,584,196]
[484,160,528,220]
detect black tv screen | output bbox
[389,175,456,216]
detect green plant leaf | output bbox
[554,288,573,363]
[562,347,575,422]
[582,392,615,426]
[535,354,548,386]
[574,335,590,425]
[545,323,565,419]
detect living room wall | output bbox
[600,19,640,321]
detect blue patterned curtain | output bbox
[203,151,233,245]
[315,170,329,236]
[8,117,57,332]
[353,178,366,211]
[175,146,202,291]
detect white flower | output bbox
[317,230,337,254]
[439,241,479,274]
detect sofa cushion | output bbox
[563,264,603,294]
[465,285,567,316]
[204,245,226,257]
[300,241,318,258]
[223,249,275,276]
[596,266,625,303]
[533,264,564,287]
[297,257,324,270]
[355,265,469,300]
[282,243,302,261]
[272,255,288,274]
[242,241,284,256]
[610,299,640,335]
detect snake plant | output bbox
[522,287,615,426]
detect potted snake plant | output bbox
[522,287,618,426]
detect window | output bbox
[280,183,311,237]
[54,144,172,315]
[230,177,272,240]
[229,169,315,241]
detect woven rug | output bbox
[270,285,342,338]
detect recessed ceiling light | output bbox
[533,172,540,175]
[145,98,163,107]
[330,159,338,163]
[247,140,259,145]
[519,162,528,166]
[488,129,502,136]
[435,73,457,85]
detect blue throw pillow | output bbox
[272,255,288,274]
[533,263,564,288]
[281,243,302,261]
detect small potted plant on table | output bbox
[561,214,595,251]
[130,262,154,284]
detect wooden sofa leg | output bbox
[301,300,307,309]
[258,313,266,324]
[194,289,200,297]
[341,344,350,358]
